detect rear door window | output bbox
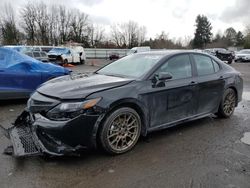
[193,54,215,76]
[40,52,47,57]
[33,52,41,58]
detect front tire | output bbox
[63,59,68,66]
[217,88,236,118]
[99,107,141,154]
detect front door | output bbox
[141,54,198,128]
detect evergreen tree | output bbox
[235,31,244,46]
[193,15,212,49]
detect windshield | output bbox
[49,48,68,54]
[238,50,250,54]
[97,54,164,78]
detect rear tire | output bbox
[217,88,236,118]
[99,107,141,155]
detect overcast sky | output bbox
[1,0,250,40]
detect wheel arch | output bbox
[107,99,149,136]
[92,98,149,148]
[227,86,238,107]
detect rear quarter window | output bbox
[213,60,220,72]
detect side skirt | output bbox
[147,113,213,133]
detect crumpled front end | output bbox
[1,107,100,157]
[1,111,42,157]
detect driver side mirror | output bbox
[158,72,173,80]
[152,72,172,88]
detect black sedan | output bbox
[1,51,243,157]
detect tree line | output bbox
[192,15,248,49]
[1,2,250,49]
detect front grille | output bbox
[48,55,58,61]
[48,55,57,58]
[9,125,40,156]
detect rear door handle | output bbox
[219,76,224,80]
[189,81,197,85]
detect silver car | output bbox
[235,49,250,62]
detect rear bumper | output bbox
[1,110,100,157]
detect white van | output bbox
[127,46,150,55]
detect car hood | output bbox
[37,74,134,99]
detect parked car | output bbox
[1,50,243,157]
[0,47,70,100]
[32,46,54,53]
[48,47,80,65]
[127,46,150,55]
[24,51,49,62]
[204,48,234,64]
[235,49,250,62]
[109,52,120,60]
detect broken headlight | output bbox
[46,98,101,121]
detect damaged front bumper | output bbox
[0,111,42,157]
[1,110,100,157]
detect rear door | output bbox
[192,54,225,115]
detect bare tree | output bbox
[68,9,89,44]
[110,24,125,47]
[58,5,71,44]
[34,2,50,45]
[137,26,147,46]
[0,3,20,45]
[89,24,104,47]
[21,2,37,45]
[110,21,147,48]
[48,5,59,45]
[122,21,139,48]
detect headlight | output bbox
[46,98,101,121]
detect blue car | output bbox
[0,47,70,99]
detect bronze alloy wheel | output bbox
[223,89,236,116]
[99,107,141,154]
[218,88,236,118]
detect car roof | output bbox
[136,50,203,56]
